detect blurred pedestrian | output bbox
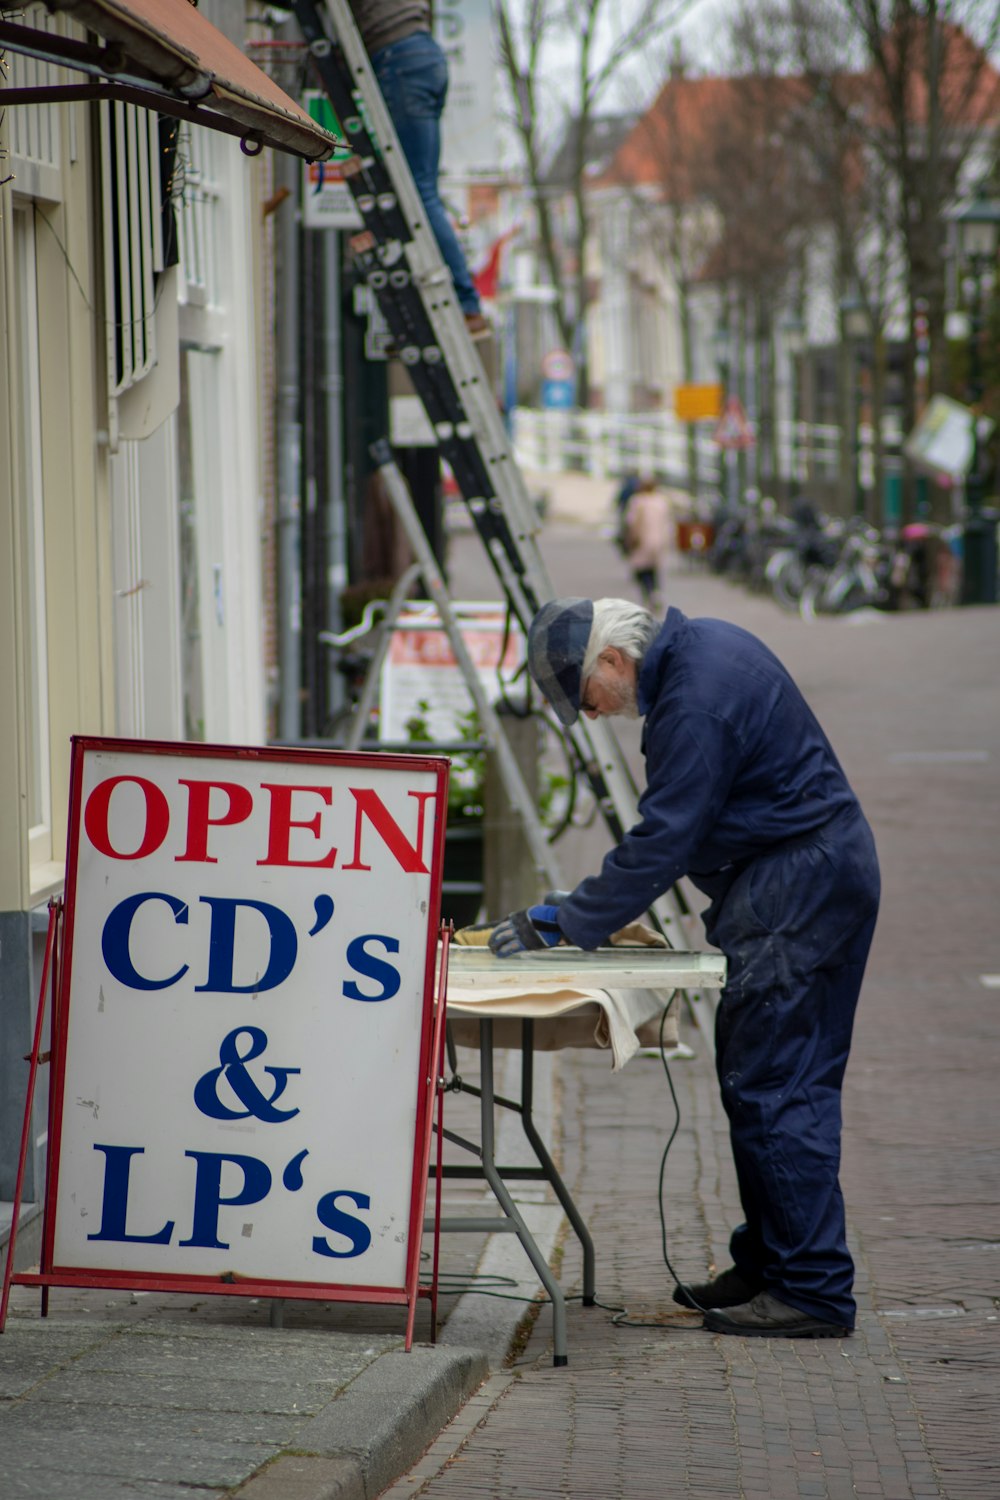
[611,472,639,554]
[349,0,488,338]
[623,477,672,609]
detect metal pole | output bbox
[322,230,348,718]
[276,146,302,740]
[853,339,863,516]
[962,264,996,605]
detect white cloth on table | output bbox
[446,981,677,1071]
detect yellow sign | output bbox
[674,383,723,422]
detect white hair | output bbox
[582,598,658,676]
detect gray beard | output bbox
[609,678,640,720]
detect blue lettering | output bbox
[179,1151,272,1249]
[101,893,189,990]
[87,1144,175,1244]
[312,1190,372,1258]
[342,935,401,1002]
[195,897,298,993]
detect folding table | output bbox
[431,947,727,1364]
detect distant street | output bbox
[387,499,1000,1499]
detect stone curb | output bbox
[231,1345,489,1500]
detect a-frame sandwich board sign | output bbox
[2,737,450,1346]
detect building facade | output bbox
[0,0,332,1246]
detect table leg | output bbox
[478,1021,569,1367]
[518,1020,595,1305]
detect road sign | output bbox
[713,396,756,450]
[541,378,575,410]
[674,382,723,422]
[541,349,574,382]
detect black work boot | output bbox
[703,1291,850,1339]
[672,1265,762,1311]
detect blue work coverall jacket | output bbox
[557,608,881,1326]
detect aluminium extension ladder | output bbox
[289,0,709,1011]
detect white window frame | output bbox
[175,124,266,744]
[12,204,54,868]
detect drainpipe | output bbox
[322,230,347,722]
[276,147,302,741]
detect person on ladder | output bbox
[348,0,489,338]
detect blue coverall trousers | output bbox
[701,807,880,1327]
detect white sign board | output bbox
[303,157,364,230]
[378,603,523,742]
[47,739,447,1303]
[302,91,363,231]
[903,393,994,480]
[435,0,499,179]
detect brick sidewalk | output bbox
[383,523,1000,1499]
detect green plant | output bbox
[538,770,571,829]
[404,698,572,831]
[404,699,485,823]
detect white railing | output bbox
[511,406,720,487]
[512,407,904,500]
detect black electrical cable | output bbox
[492,601,532,720]
[608,999,711,1330]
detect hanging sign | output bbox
[903,394,993,481]
[41,738,448,1310]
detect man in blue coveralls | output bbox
[489,597,880,1339]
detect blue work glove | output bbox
[543,889,572,906]
[488,905,564,958]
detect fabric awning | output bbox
[0,0,337,161]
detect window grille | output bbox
[175,124,224,312]
[100,100,163,396]
[7,3,62,173]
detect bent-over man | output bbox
[489,596,880,1339]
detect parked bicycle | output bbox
[798,519,889,619]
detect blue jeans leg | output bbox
[371,33,481,316]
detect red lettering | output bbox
[344,789,435,873]
[257,784,337,868]
[84,776,170,861]
[175,780,254,863]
